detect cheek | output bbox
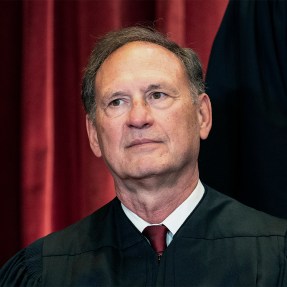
[94,120,111,153]
[97,121,124,156]
[169,104,198,130]
[169,107,200,144]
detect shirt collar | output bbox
[121,180,205,236]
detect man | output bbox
[1,26,287,286]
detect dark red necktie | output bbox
[143,225,168,259]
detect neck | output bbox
[114,165,199,223]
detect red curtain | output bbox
[0,0,228,265]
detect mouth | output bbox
[126,139,162,148]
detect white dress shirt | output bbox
[121,180,205,246]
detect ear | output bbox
[197,93,212,140]
[86,116,102,157]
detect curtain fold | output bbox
[156,0,187,46]
[0,0,228,265]
[21,0,56,245]
[0,0,22,267]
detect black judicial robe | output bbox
[1,186,287,286]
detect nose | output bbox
[126,99,154,129]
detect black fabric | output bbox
[1,186,287,286]
[199,0,287,219]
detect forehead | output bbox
[95,41,188,88]
[103,41,182,64]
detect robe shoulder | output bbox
[0,198,119,286]
[42,197,122,256]
[0,238,43,287]
[191,185,287,239]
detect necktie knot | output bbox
[143,225,168,255]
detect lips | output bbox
[126,138,161,148]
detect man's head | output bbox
[84,27,212,183]
[82,26,205,123]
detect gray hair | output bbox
[82,26,205,121]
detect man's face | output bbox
[87,41,211,181]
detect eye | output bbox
[148,91,175,109]
[109,98,124,107]
[105,97,129,118]
[151,92,166,100]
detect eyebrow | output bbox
[103,82,178,102]
[101,90,127,103]
[143,84,161,93]
[142,83,178,95]
[105,84,162,99]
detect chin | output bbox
[125,170,157,180]
[124,164,173,180]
